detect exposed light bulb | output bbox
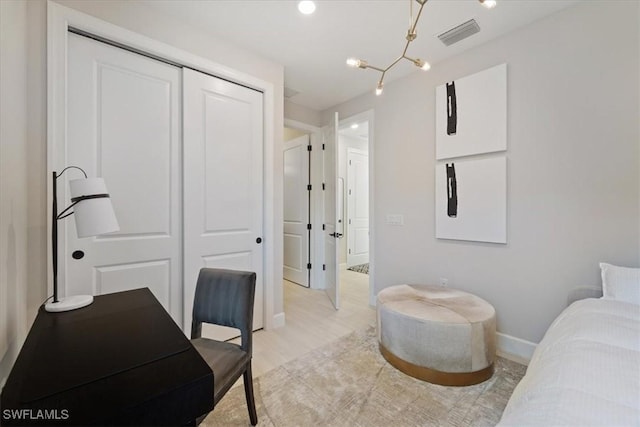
[375,82,384,96]
[298,1,316,15]
[346,58,360,68]
[480,0,497,9]
[350,123,359,129]
[414,59,431,71]
[346,58,368,69]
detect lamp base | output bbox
[45,295,94,312]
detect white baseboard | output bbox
[272,312,286,329]
[497,332,537,363]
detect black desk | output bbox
[1,288,214,426]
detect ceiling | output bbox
[339,120,369,141]
[142,0,579,111]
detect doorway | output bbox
[338,117,370,303]
[282,110,374,311]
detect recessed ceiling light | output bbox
[350,123,359,129]
[479,0,497,9]
[298,1,316,15]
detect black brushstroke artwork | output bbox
[446,81,457,135]
[446,163,458,218]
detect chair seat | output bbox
[192,338,251,404]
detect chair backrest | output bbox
[191,268,256,354]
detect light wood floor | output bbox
[242,268,375,378]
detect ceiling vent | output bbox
[284,87,299,99]
[438,19,481,47]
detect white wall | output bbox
[25,0,48,323]
[285,100,323,128]
[284,127,308,142]
[0,0,29,387]
[323,1,640,344]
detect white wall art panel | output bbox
[436,64,507,160]
[435,156,507,244]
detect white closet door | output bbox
[347,149,369,267]
[283,134,310,287]
[183,68,264,338]
[66,34,183,325]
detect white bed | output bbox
[498,297,640,426]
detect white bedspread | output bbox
[498,298,640,427]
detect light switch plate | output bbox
[386,214,404,226]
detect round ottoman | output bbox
[377,284,496,386]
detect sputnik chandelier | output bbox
[347,0,497,96]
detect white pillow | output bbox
[600,262,640,305]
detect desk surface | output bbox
[1,288,214,426]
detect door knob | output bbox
[256,237,262,244]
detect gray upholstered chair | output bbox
[191,268,258,426]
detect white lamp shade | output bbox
[69,177,119,238]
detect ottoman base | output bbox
[379,344,494,386]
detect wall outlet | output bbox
[386,214,404,226]
[439,277,448,287]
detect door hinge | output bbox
[323,264,326,271]
[349,189,352,195]
[349,249,351,254]
[322,224,325,230]
[307,224,312,230]
[349,160,352,166]
[307,145,312,152]
[307,263,312,270]
[322,183,325,190]
[307,184,312,191]
[349,219,351,225]
[322,143,325,150]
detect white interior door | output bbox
[183,68,264,339]
[283,135,310,287]
[323,112,340,309]
[65,33,183,326]
[347,149,369,267]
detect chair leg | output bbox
[243,364,258,426]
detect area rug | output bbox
[202,327,526,426]
[347,263,369,275]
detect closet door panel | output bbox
[183,68,264,338]
[65,33,183,326]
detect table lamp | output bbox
[45,166,119,312]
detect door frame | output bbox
[338,110,376,306]
[47,2,278,329]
